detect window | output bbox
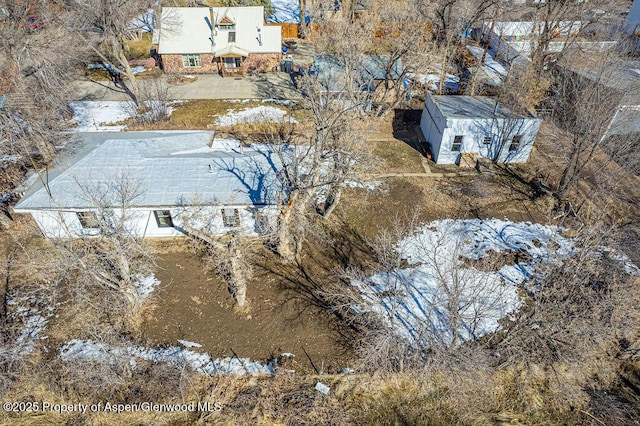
[483,136,492,145]
[254,210,270,234]
[509,135,523,152]
[154,210,174,228]
[77,211,99,229]
[182,54,201,68]
[228,31,236,43]
[224,57,241,68]
[222,208,240,227]
[451,135,463,152]
[220,24,235,30]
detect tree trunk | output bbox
[227,236,247,307]
[322,184,341,219]
[299,0,307,38]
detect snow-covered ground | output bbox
[60,339,274,375]
[6,294,57,356]
[352,219,637,348]
[214,105,297,126]
[70,101,132,131]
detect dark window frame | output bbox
[153,210,174,228]
[451,135,463,152]
[222,208,240,227]
[483,136,492,145]
[509,135,523,152]
[77,211,100,229]
[228,31,236,43]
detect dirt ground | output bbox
[142,249,354,374]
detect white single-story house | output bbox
[156,6,282,76]
[420,94,542,165]
[13,132,283,239]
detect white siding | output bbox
[420,95,447,163]
[420,101,541,165]
[23,205,279,239]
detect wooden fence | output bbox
[267,23,299,39]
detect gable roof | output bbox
[14,132,284,210]
[157,7,281,55]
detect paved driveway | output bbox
[72,71,302,101]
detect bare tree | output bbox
[178,211,255,309]
[74,0,155,104]
[546,58,631,204]
[491,219,640,370]
[0,1,89,173]
[265,72,373,262]
[52,174,155,311]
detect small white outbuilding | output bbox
[420,94,541,165]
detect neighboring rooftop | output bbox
[156,7,280,55]
[560,50,640,106]
[311,55,403,92]
[14,132,284,210]
[430,95,530,120]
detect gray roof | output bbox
[431,95,529,120]
[561,51,640,107]
[311,55,404,92]
[14,131,283,210]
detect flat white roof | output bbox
[157,7,281,55]
[15,131,284,210]
[429,95,533,120]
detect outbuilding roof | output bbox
[14,132,284,210]
[429,95,531,120]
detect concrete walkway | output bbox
[72,71,302,102]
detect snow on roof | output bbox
[429,94,531,120]
[14,131,284,210]
[157,7,281,55]
[269,0,301,23]
[466,45,508,86]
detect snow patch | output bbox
[345,180,383,190]
[133,274,160,300]
[69,101,132,132]
[352,219,576,347]
[214,106,297,126]
[69,101,175,132]
[263,98,297,106]
[60,339,274,375]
